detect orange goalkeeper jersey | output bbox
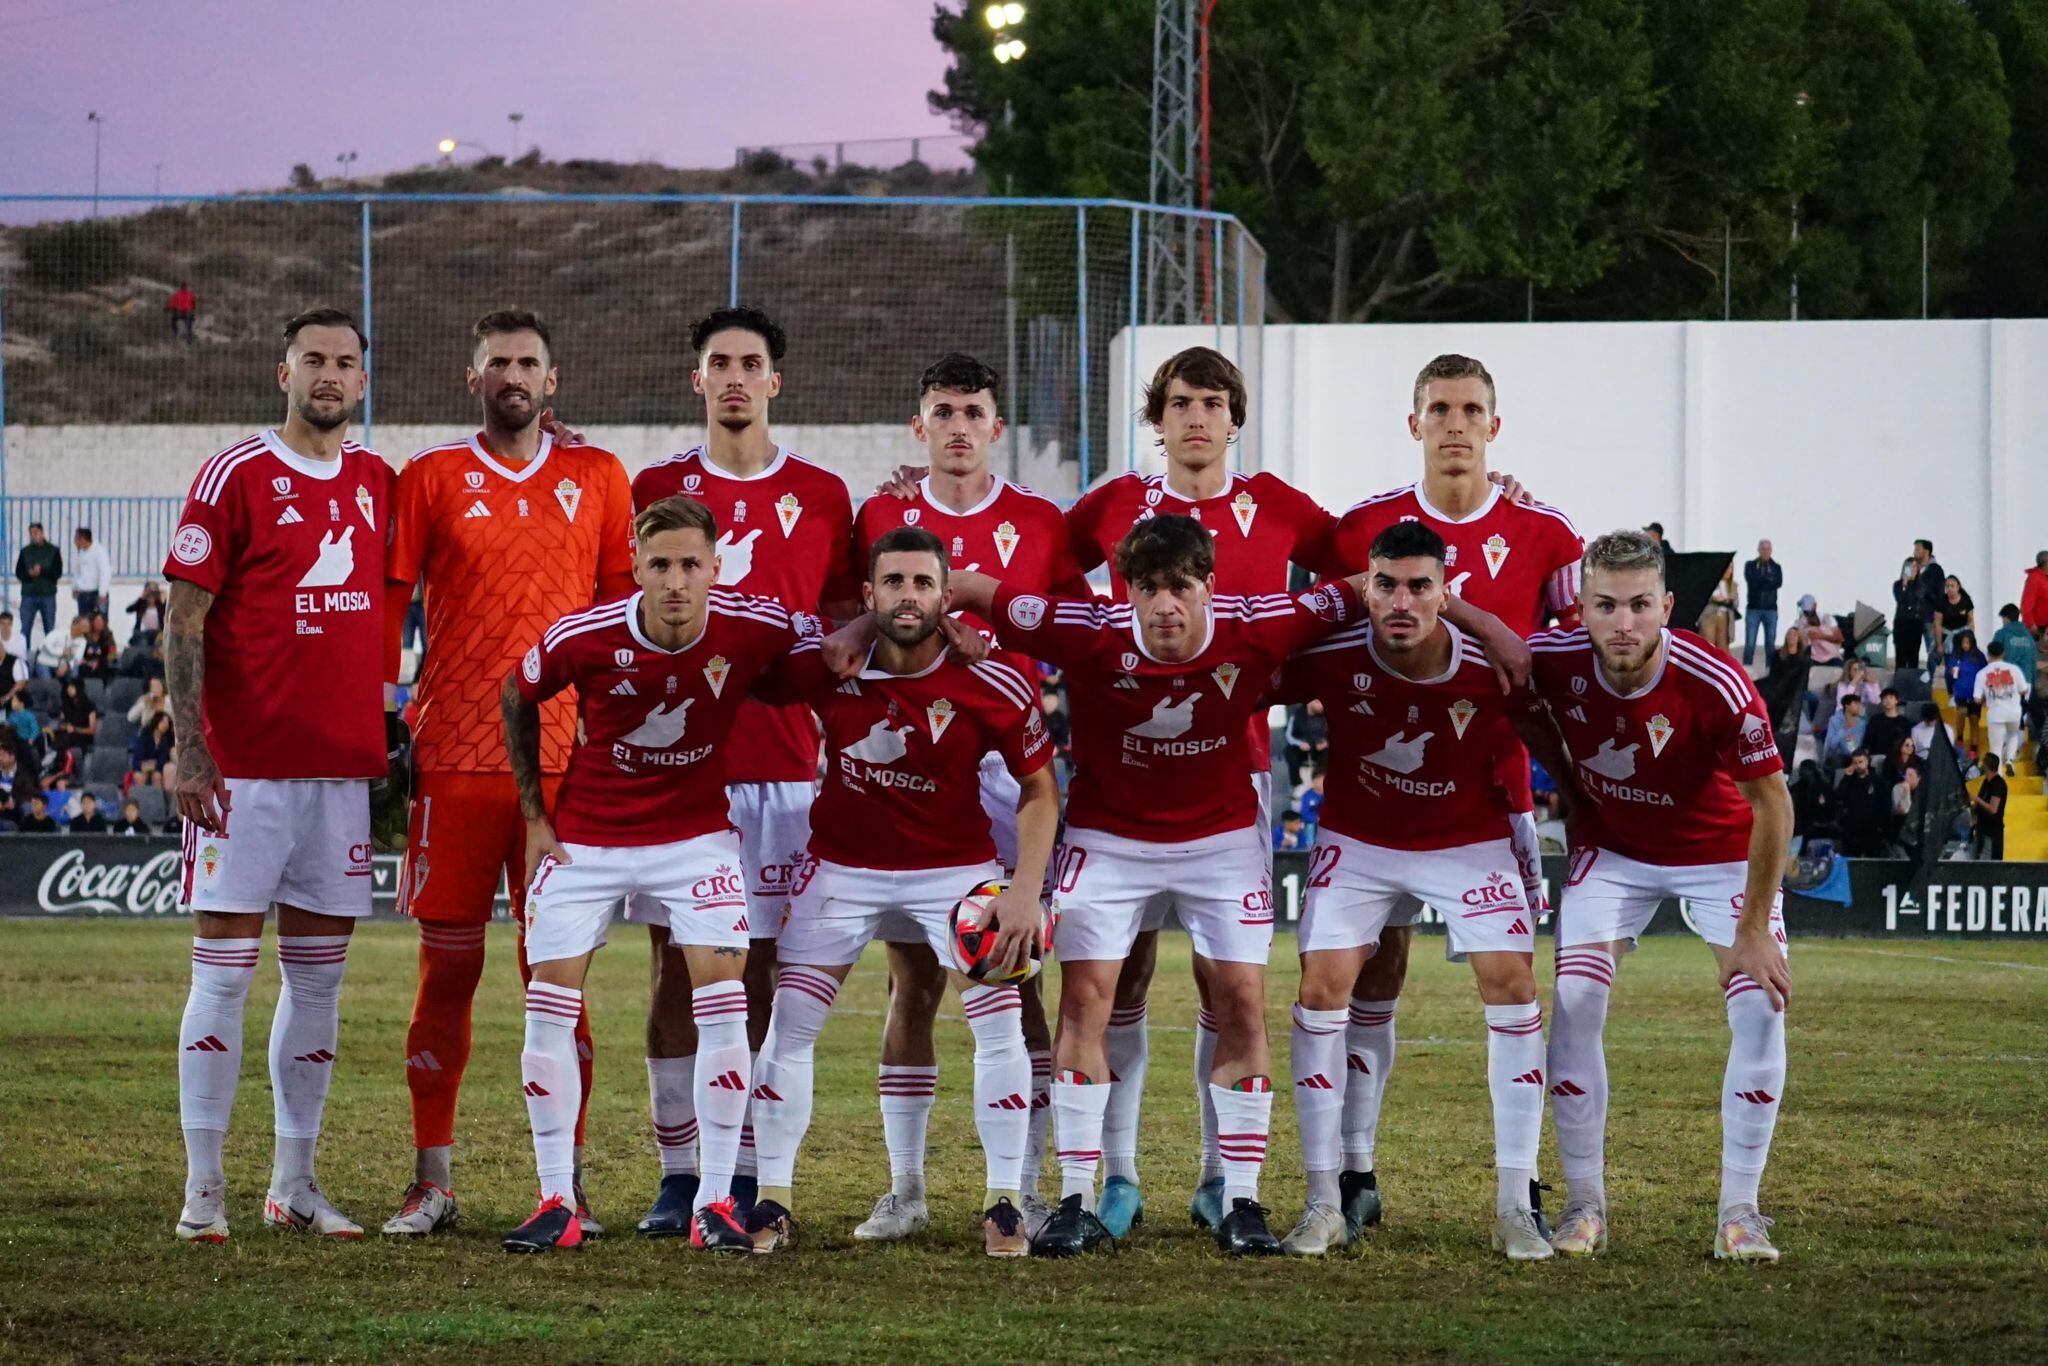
[388,432,635,775]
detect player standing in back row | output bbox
[1324,353,1583,1234]
[1526,530,1793,1261]
[627,306,862,1234]
[166,308,394,1243]
[381,310,637,1238]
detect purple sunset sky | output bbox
[1,0,965,205]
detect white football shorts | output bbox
[180,777,371,918]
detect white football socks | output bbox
[179,937,260,1200]
[1194,1009,1222,1181]
[1720,973,1786,1216]
[962,984,1029,1196]
[1290,1003,1348,1206]
[268,935,350,1196]
[647,1054,698,1177]
[1549,948,1615,1209]
[1100,1003,1149,1185]
[1051,1071,1110,1208]
[1210,1079,1274,1209]
[1484,1003,1546,1214]
[522,983,583,1204]
[749,966,838,1196]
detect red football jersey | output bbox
[991,580,1361,843]
[516,589,817,848]
[1274,620,1518,850]
[164,430,393,780]
[1330,482,1583,634]
[632,446,859,784]
[1527,627,1783,866]
[766,646,1052,871]
[1066,468,1345,758]
[854,477,1092,643]
[388,432,636,776]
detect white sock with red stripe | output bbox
[1289,1004,1349,1207]
[1548,948,1615,1209]
[1210,1078,1273,1208]
[1341,998,1397,1173]
[1101,1003,1149,1184]
[1194,1009,1222,1180]
[691,982,751,1208]
[962,984,1029,1198]
[269,935,350,1196]
[647,1056,697,1177]
[1719,974,1786,1217]
[1022,1049,1053,1196]
[522,983,583,1204]
[750,966,839,1195]
[1484,1002,1546,1214]
[735,1050,759,1179]
[179,937,260,1201]
[879,1065,938,1201]
[1051,1070,1110,1208]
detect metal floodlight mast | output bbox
[1147,0,1205,324]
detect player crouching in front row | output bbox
[496,495,821,1253]
[745,527,1060,1257]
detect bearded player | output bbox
[839,354,1089,1242]
[167,308,393,1242]
[499,496,822,1254]
[1526,530,1793,1261]
[626,306,862,1234]
[1270,521,1553,1260]
[381,310,636,1237]
[946,517,1372,1257]
[1321,353,1583,1234]
[746,527,1059,1257]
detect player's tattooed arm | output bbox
[502,673,570,876]
[166,580,231,833]
[1440,595,1532,693]
[1725,774,1794,1011]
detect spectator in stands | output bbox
[1836,750,1891,857]
[1970,761,2008,861]
[0,744,23,828]
[167,282,197,341]
[127,677,169,730]
[1529,757,1563,822]
[403,584,427,667]
[0,637,21,712]
[1700,563,1737,652]
[7,695,43,768]
[1935,575,1976,666]
[1742,540,1781,666]
[1795,594,1844,666]
[37,618,84,680]
[1944,629,1988,756]
[1893,539,1943,672]
[1821,694,1867,773]
[1790,759,1841,845]
[1863,687,1912,761]
[1300,766,1326,829]
[1284,699,1329,793]
[1835,657,1881,710]
[1883,733,1923,788]
[15,794,58,834]
[43,775,73,826]
[112,797,150,835]
[0,612,25,677]
[68,792,108,833]
[1992,603,2036,686]
[125,581,167,646]
[1643,522,1670,555]
[79,613,118,683]
[1276,809,1309,851]
[14,523,61,654]
[1890,764,1922,847]
[1975,638,2032,770]
[1910,702,1953,760]
[70,528,112,622]
[2022,551,2048,633]
[130,712,175,785]
[52,679,97,755]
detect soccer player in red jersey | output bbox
[497,496,821,1255]
[1525,530,1793,1261]
[745,526,1060,1257]
[946,516,1366,1258]
[845,354,1090,1241]
[626,307,862,1233]
[166,308,394,1243]
[1321,353,1583,1234]
[1269,520,1554,1260]
[381,310,637,1238]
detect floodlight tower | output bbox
[1146,0,1215,323]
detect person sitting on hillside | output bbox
[167,283,197,341]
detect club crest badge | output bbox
[1482,533,1510,578]
[704,655,731,698]
[1212,662,1241,698]
[554,478,582,522]
[1449,698,1477,739]
[1648,713,1674,756]
[927,697,955,741]
[776,493,802,535]
[354,484,376,529]
[994,520,1020,567]
[1230,491,1257,536]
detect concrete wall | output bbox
[1110,319,2046,621]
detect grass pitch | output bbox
[1,920,2043,1363]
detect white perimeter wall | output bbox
[1111,319,2048,622]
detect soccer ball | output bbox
[948,879,1056,985]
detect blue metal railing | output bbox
[3,496,184,582]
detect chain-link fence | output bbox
[0,193,1265,575]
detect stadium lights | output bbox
[985,4,1024,27]
[437,138,458,155]
[993,37,1026,62]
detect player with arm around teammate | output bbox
[497,496,819,1255]
[1527,529,1794,1261]
[744,526,1061,1257]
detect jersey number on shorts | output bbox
[1051,846,1088,896]
[1306,843,1341,889]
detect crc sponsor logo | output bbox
[1460,871,1520,913]
[347,843,374,877]
[1239,887,1274,925]
[692,869,745,900]
[36,849,184,915]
